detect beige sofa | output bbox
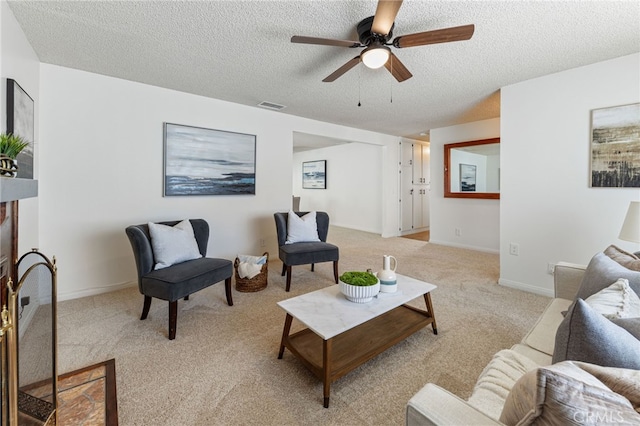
[406,261,587,425]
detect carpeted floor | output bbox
[54,226,550,425]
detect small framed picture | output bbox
[459,164,477,192]
[302,160,326,189]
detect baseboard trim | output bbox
[58,281,136,302]
[428,239,499,254]
[498,278,554,297]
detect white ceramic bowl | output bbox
[339,279,380,303]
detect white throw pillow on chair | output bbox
[148,220,202,269]
[285,211,320,244]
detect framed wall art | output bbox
[302,160,326,189]
[6,79,34,179]
[163,123,256,196]
[590,102,640,188]
[459,163,477,192]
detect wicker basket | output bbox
[234,252,268,292]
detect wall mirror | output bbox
[444,138,500,199]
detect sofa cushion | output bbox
[576,252,640,300]
[520,298,572,357]
[604,244,640,271]
[466,349,540,420]
[552,298,640,369]
[499,361,639,426]
[510,344,552,366]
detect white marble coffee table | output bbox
[277,274,437,407]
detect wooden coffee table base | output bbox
[278,293,437,407]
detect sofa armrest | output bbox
[553,261,586,300]
[406,383,503,426]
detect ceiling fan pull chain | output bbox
[358,65,362,107]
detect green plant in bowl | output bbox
[0,133,29,159]
[339,271,378,286]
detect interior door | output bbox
[400,142,413,232]
[422,144,431,229]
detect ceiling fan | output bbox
[291,0,474,83]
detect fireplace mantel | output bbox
[0,177,38,202]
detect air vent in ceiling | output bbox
[258,101,286,111]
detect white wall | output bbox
[429,118,501,253]
[1,1,40,256]
[38,64,400,300]
[292,141,383,234]
[500,53,640,296]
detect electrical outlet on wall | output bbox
[455,228,461,237]
[547,263,555,275]
[509,243,520,256]
[259,239,265,247]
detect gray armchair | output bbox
[274,211,339,292]
[125,219,233,340]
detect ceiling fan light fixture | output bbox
[361,45,390,69]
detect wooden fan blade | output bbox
[323,56,361,82]
[394,24,475,48]
[291,35,361,48]
[384,53,412,82]
[372,0,403,35]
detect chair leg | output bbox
[168,300,177,340]
[140,296,152,320]
[311,263,315,272]
[333,261,339,284]
[281,263,286,276]
[225,277,233,306]
[286,265,292,292]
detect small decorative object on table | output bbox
[377,255,398,293]
[338,271,380,303]
[234,252,269,292]
[0,133,29,178]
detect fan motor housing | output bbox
[357,16,393,45]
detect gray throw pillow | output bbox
[611,317,640,340]
[576,252,640,300]
[553,298,640,369]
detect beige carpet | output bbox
[55,226,550,425]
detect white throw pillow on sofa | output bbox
[148,220,202,270]
[585,278,640,319]
[285,211,320,244]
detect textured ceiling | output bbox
[7,0,640,142]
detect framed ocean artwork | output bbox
[163,123,256,196]
[302,160,326,189]
[6,79,34,179]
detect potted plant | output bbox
[338,271,380,303]
[0,133,29,178]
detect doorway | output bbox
[399,139,430,238]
